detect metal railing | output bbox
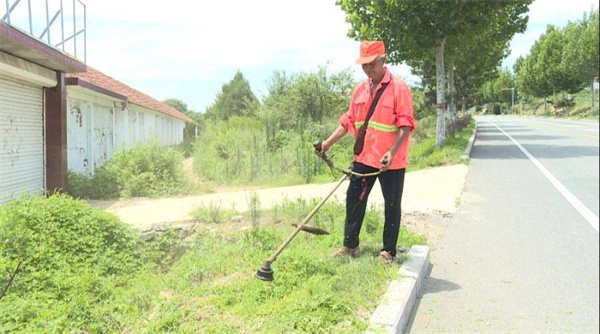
[2,0,86,62]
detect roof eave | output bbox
[0,21,86,73]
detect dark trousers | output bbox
[344,162,406,257]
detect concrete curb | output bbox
[460,121,478,161]
[367,245,430,334]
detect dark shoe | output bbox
[332,246,361,257]
[378,250,395,264]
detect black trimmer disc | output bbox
[255,264,274,281]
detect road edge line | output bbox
[489,121,599,233]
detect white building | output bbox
[1,20,191,203]
[65,66,191,176]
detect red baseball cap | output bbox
[355,41,385,64]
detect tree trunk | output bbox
[553,88,557,113]
[435,38,446,147]
[592,78,596,115]
[447,58,456,135]
[520,102,523,115]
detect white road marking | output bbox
[488,121,599,233]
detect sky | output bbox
[4,0,597,113]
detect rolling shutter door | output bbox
[0,74,45,204]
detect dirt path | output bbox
[88,164,468,245]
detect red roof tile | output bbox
[67,66,192,123]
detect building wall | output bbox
[66,87,186,176]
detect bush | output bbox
[0,194,184,332]
[68,140,187,199]
[0,194,148,331]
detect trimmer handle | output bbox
[313,140,323,152]
[313,140,328,160]
[313,140,334,169]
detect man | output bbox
[316,41,416,264]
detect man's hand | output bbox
[314,140,330,158]
[315,126,348,158]
[380,152,393,171]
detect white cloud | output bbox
[528,0,596,24]
[81,0,367,110]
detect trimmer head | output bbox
[255,264,274,281]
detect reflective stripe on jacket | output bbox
[339,68,416,170]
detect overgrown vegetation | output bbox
[67,140,187,199]
[190,64,473,189]
[0,194,180,332]
[0,193,426,333]
[191,110,473,189]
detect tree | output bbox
[481,69,516,113]
[337,0,531,147]
[162,98,188,114]
[515,10,598,114]
[538,26,583,97]
[562,10,599,113]
[516,24,586,113]
[259,66,355,140]
[205,70,260,120]
[449,9,521,114]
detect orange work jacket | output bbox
[339,68,416,170]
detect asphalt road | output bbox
[407,115,599,333]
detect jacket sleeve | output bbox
[393,82,417,133]
[339,86,360,135]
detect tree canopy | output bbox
[515,10,599,102]
[162,98,188,114]
[259,66,355,136]
[337,0,531,146]
[205,70,260,120]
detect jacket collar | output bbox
[368,66,392,90]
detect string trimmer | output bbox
[255,141,385,281]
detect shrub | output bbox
[0,194,148,331]
[0,194,184,331]
[68,140,186,199]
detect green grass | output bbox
[154,199,427,333]
[1,195,426,333]
[408,120,475,172]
